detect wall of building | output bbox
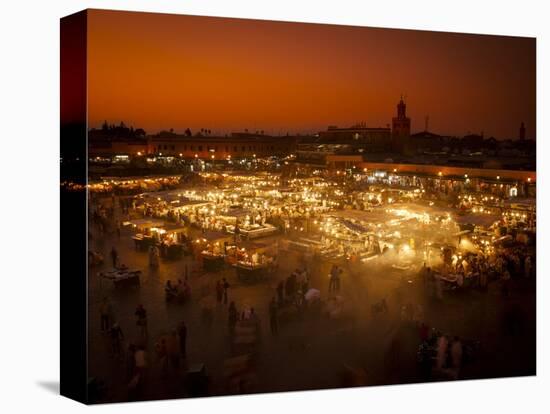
[88,135,297,159]
[358,161,536,183]
[147,136,296,159]
[317,127,391,151]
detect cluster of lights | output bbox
[63,176,181,193]
[115,169,535,269]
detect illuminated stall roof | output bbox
[124,218,165,229]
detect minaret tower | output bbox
[392,95,411,154]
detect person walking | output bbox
[524,255,533,279]
[99,297,111,332]
[269,297,278,335]
[228,301,238,336]
[177,321,187,359]
[501,270,511,297]
[134,345,148,383]
[450,336,463,379]
[335,267,342,292]
[135,304,148,339]
[234,222,241,243]
[109,323,124,356]
[148,245,159,268]
[435,334,449,371]
[285,276,293,301]
[276,281,284,307]
[110,246,118,268]
[300,268,309,293]
[222,278,230,305]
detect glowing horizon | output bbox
[86,10,536,139]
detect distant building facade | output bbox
[409,130,450,153]
[317,124,391,152]
[148,132,296,159]
[88,99,533,165]
[89,131,297,159]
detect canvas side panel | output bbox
[60,9,88,404]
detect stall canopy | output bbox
[124,218,165,229]
[218,208,251,219]
[163,225,188,234]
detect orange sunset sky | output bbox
[87,9,536,139]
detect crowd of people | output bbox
[417,328,472,381]
[96,295,191,401]
[420,242,535,301]
[165,279,191,302]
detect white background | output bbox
[0,0,548,411]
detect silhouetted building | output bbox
[392,97,411,154]
[317,124,391,152]
[88,130,297,159]
[147,132,296,159]
[409,130,448,152]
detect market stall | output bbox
[230,241,277,283]
[157,225,189,259]
[124,218,166,250]
[227,222,278,240]
[197,231,232,271]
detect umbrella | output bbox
[305,288,321,301]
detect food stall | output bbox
[198,231,232,271]
[226,222,278,240]
[157,225,189,259]
[231,241,277,283]
[124,218,166,250]
[220,207,279,240]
